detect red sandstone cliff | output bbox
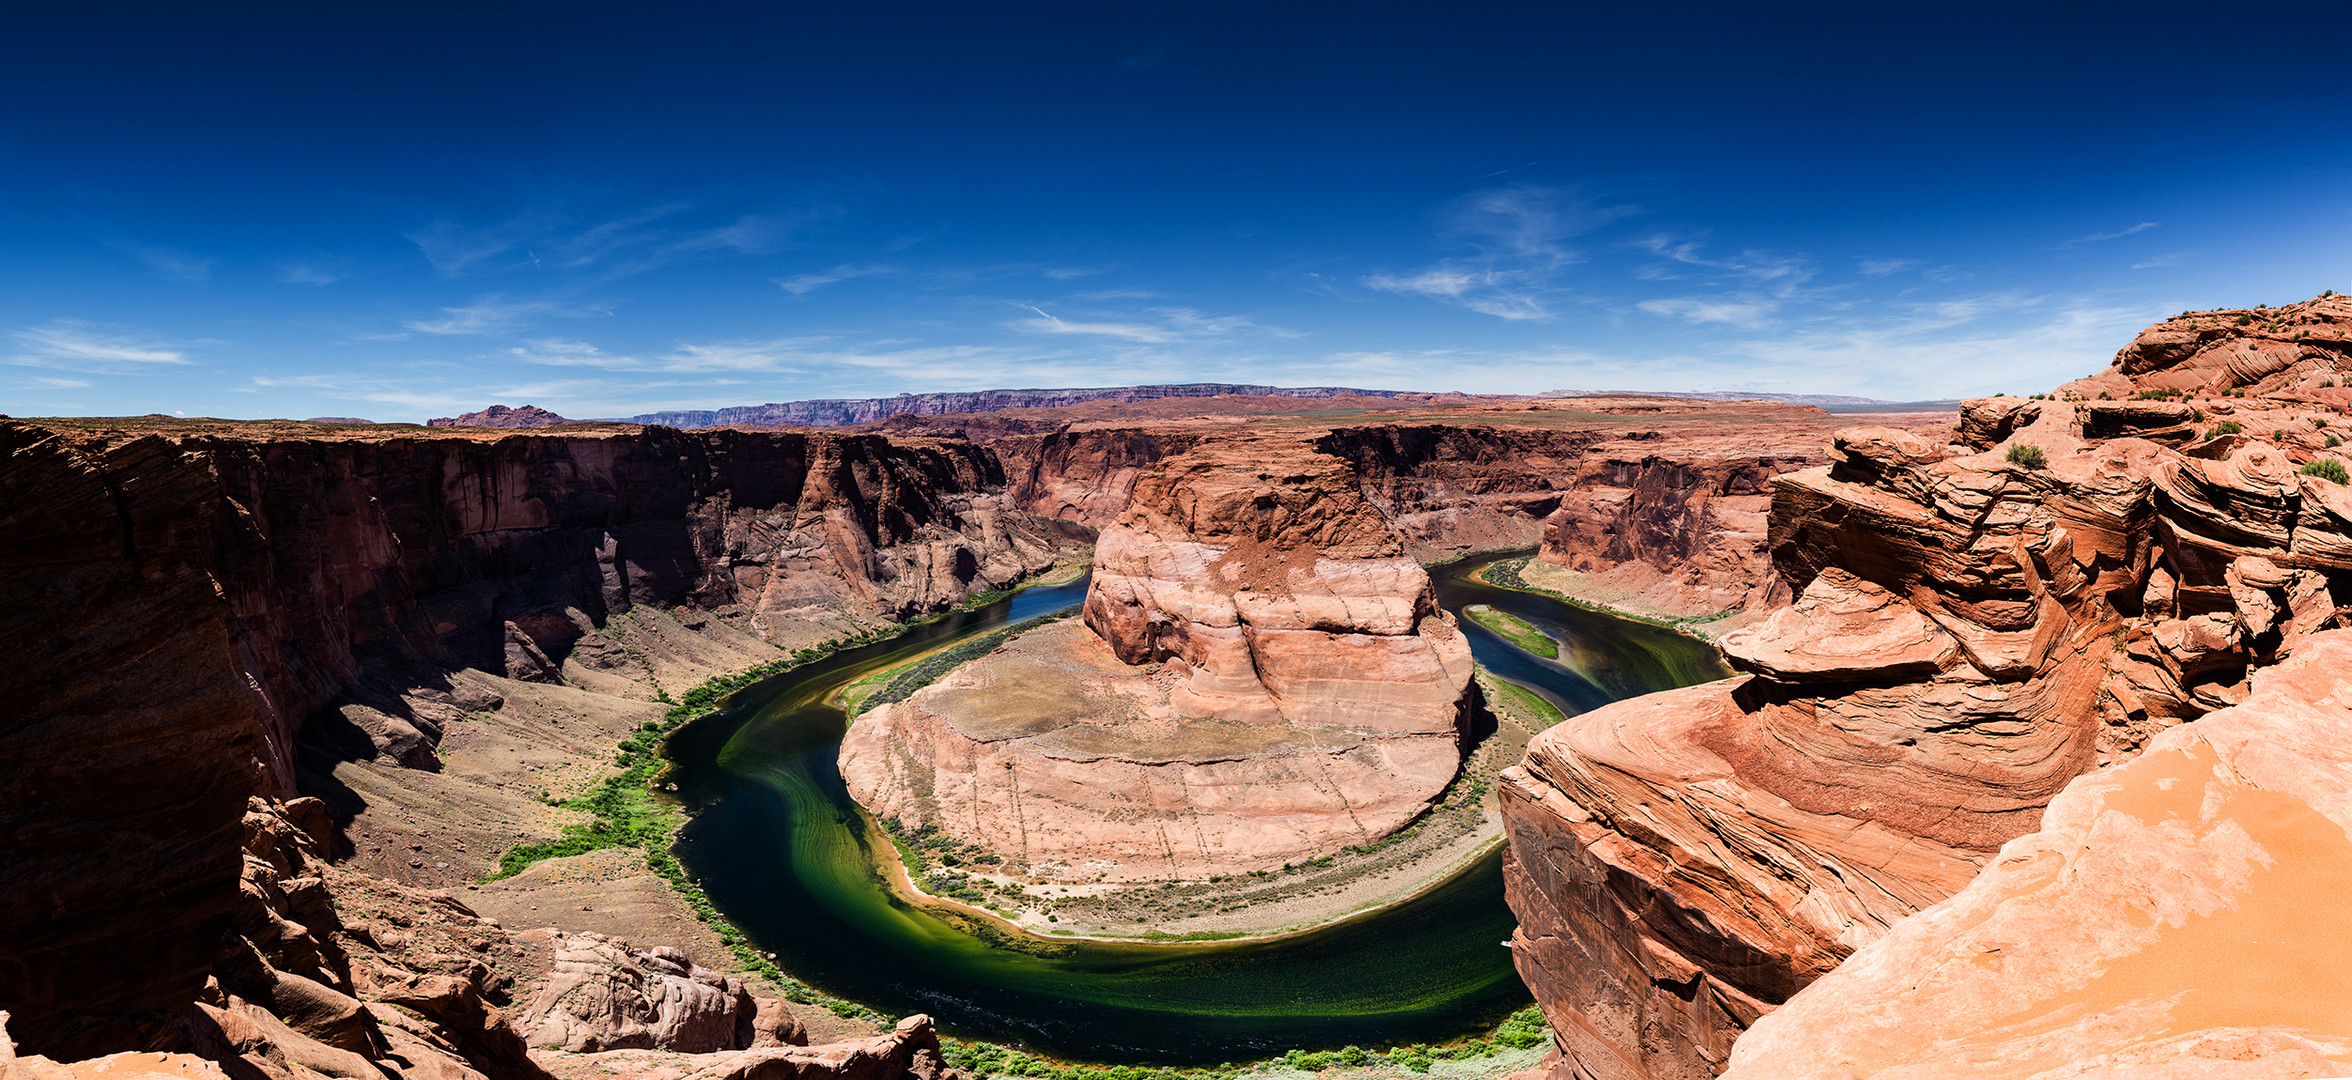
[1499,297,2352,1078]
[0,418,1066,1071]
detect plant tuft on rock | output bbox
[2006,443,2047,470]
[2301,459,2349,485]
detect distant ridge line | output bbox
[1541,389,1902,406]
[609,383,1422,428]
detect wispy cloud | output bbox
[1008,304,1293,343]
[404,296,579,336]
[1366,185,1634,322]
[107,241,214,283]
[2132,252,2189,269]
[408,202,835,281]
[9,322,193,371]
[1636,296,1779,327]
[777,264,888,296]
[1632,232,1812,284]
[1012,306,1177,343]
[1628,234,1819,328]
[1858,258,1918,277]
[2068,222,2160,245]
[277,258,350,285]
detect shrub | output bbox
[2211,421,2245,437]
[2276,429,2289,440]
[2005,443,2048,470]
[2190,408,2206,422]
[2318,418,2331,428]
[2331,435,2344,448]
[2302,459,2350,485]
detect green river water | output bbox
[663,553,1726,1064]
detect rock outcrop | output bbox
[842,438,1476,878]
[1722,630,2352,1079]
[1499,298,2352,1079]
[427,405,575,428]
[518,934,801,1053]
[2077,293,2352,396]
[657,1015,954,1080]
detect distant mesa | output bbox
[609,382,1421,428]
[425,403,574,428]
[302,416,375,425]
[1543,389,1905,407]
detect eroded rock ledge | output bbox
[1724,629,2352,1079]
[842,438,1475,880]
[1500,296,2352,1079]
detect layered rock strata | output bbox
[842,439,1476,878]
[1500,298,2352,1079]
[1723,630,2352,1078]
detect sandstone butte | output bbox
[0,396,1923,1080]
[1498,293,2352,1079]
[841,438,1478,879]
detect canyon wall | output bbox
[984,404,1867,628]
[1500,297,2352,1078]
[0,418,1069,1068]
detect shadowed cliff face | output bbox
[1499,298,2352,1079]
[0,424,268,1060]
[0,419,1067,1063]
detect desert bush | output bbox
[2005,443,2047,470]
[2301,459,2350,485]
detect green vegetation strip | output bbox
[942,1006,1551,1080]
[487,622,902,1019]
[853,609,1078,713]
[1478,672,1568,731]
[1461,605,1558,658]
[1477,557,1735,636]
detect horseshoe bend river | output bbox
[663,553,1728,1064]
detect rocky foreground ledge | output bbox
[1500,295,2352,1078]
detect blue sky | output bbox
[5,2,2350,421]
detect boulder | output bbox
[1720,568,1959,682]
[516,934,783,1054]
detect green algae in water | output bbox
[664,557,1725,1063]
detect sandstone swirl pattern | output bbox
[841,438,1475,880]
